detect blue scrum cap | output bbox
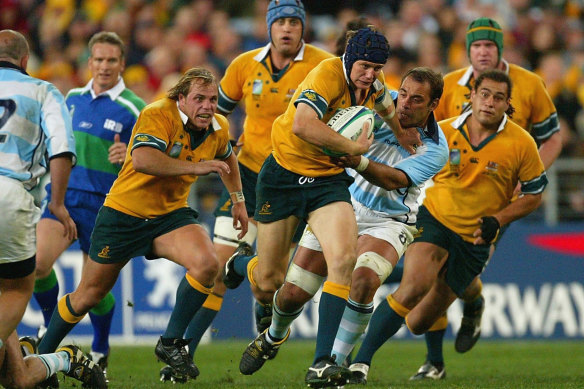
[266,0,305,42]
[343,27,390,77]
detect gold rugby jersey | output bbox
[434,61,559,143]
[105,98,231,219]
[218,43,332,173]
[425,111,547,243]
[271,57,387,177]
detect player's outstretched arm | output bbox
[133,146,230,177]
[335,153,410,191]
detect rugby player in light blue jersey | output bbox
[0,29,106,389]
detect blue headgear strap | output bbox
[266,0,305,42]
[343,28,390,77]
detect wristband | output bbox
[355,156,369,172]
[480,216,500,243]
[230,191,245,204]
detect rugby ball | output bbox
[323,105,374,157]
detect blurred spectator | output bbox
[0,0,29,32]
[180,41,210,72]
[64,12,97,68]
[126,4,163,66]
[145,45,178,92]
[537,52,584,157]
[123,64,154,103]
[102,8,133,45]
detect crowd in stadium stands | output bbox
[3,0,584,214]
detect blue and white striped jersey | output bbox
[0,63,76,190]
[348,95,449,225]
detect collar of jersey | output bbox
[177,101,222,134]
[423,111,441,143]
[452,109,508,136]
[80,77,126,100]
[253,41,306,63]
[0,61,28,74]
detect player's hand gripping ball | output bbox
[323,105,374,157]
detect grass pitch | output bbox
[56,340,584,388]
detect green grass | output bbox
[58,340,584,388]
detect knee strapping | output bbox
[285,263,324,296]
[355,251,393,282]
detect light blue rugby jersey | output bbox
[0,63,75,190]
[349,93,449,224]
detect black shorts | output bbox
[214,160,307,243]
[89,206,199,264]
[254,154,354,223]
[0,256,35,279]
[414,206,490,296]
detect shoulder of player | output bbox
[312,56,343,76]
[118,88,147,109]
[65,87,87,100]
[437,116,458,129]
[503,117,533,138]
[443,67,467,84]
[507,63,544,84]
[139,98,176,120]
[229,47,265,67]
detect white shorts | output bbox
[299,200,418,258]
[0,176,40,263]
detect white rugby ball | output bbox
[323,105,374,156]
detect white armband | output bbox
[374,86,393,112]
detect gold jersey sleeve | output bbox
[105,98,231,219]
[219,44,332,173]
[271,57,385,177]
[424,115,546,243]
[435,64,559,141]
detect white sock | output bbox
[37,351,71,378]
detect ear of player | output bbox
[323,106,374,156]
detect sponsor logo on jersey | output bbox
[104,118,123,133]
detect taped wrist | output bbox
[230,191,245,204]
[355,156,369,172]
[480,216,500,243]
[374,86,394,113]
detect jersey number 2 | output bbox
[0,99,17,131]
